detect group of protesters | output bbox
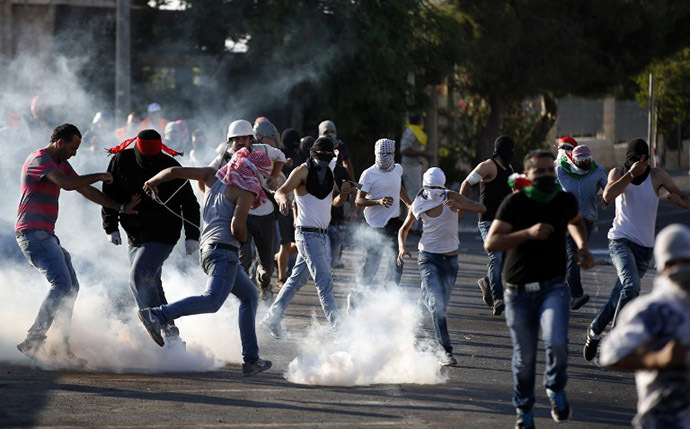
[10,101,690,427]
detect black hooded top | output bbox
[102,148,200,246]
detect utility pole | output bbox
[647,73,655,166]
[115,0,131,124]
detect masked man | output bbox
[583,138,690,361]
[260,137,355,338]
[460,135,516,316]
[556,144,607,310]
[102,129,200,346]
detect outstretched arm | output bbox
[657,168,690,209]
[144,166,216,196]
[445,191,486,213]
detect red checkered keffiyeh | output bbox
[216,148,272,209]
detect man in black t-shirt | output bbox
[485,150,593,429]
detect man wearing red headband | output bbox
[102,129,200,348]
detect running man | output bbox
[16,124,138,365]
[137,147,272,376]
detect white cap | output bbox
[423,167,446,187]
[147,103,162,113]
[654,224,690,270]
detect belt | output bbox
[505,276,565,292]
[296,226,328,234]
[203,242,239,253]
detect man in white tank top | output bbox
[398,167,486,366]
[584,139,690,362]
[260,138,355,337]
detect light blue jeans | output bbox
[478,220,504,301]
[15,229,79,342]
[128,242,175,310]
[418,251,458,353]
[264,230,339,327]
[504,280,569,413]
[590,238,653,335]
[152,247,259,363]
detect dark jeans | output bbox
[504,279,569,412]
[240,213,275,289]
[478,220,504,301]
[565,219,594,298]
[358,217,403,287]
[590,238,653,335]
[128,242,175,310]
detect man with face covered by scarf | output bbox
[354,139,412,295]
[485,150,594,428]
[102,129,201,347]
[260,137,355,337]
[460,135,515,316]
[556,144,608,310]
[583,138,690,362]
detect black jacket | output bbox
[101,149,200,247]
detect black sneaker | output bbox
[546,388,571,422]
[17,335,46,359]
[138,308,165,347]
[583,334,600,361]
[259,285,274,302]
[242,358,272,377]
[493,299,505,316]
[515,409,535,429]
[570,294,590,310]
[477,278,494,307]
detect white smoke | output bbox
[282,222,448,386]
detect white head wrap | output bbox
[411,167,447,219]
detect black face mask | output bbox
[532,176,556,193]
[574,160,592,171]
[134,148,163,170]
[493,135,515,165]
[623,139,651,185]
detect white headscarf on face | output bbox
[374,138,396,172]
[411,167,447,219]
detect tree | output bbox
[445,0,690,159]
[636,48,690,150]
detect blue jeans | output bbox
[565,219,594,298]
[358,219,404,287]
[327,224,342,268]
[128,242,175,310]
[504,280,569,412]
[264,230,339,327]
[590,238,653,335]
[15,230,79,342]
[478,220,504,301]
[153,247,259,363]
[418,252,459,353]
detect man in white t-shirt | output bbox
[356,139,411,288]
[210,119,286,301]
[600,224,690,429]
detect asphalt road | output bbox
[2,191,688,428]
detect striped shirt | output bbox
[16,148,77,232]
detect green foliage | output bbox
[636,48,690,146]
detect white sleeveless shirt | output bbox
[295,191,333,230]
[418,205,459,254]
[607,173,659,247]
